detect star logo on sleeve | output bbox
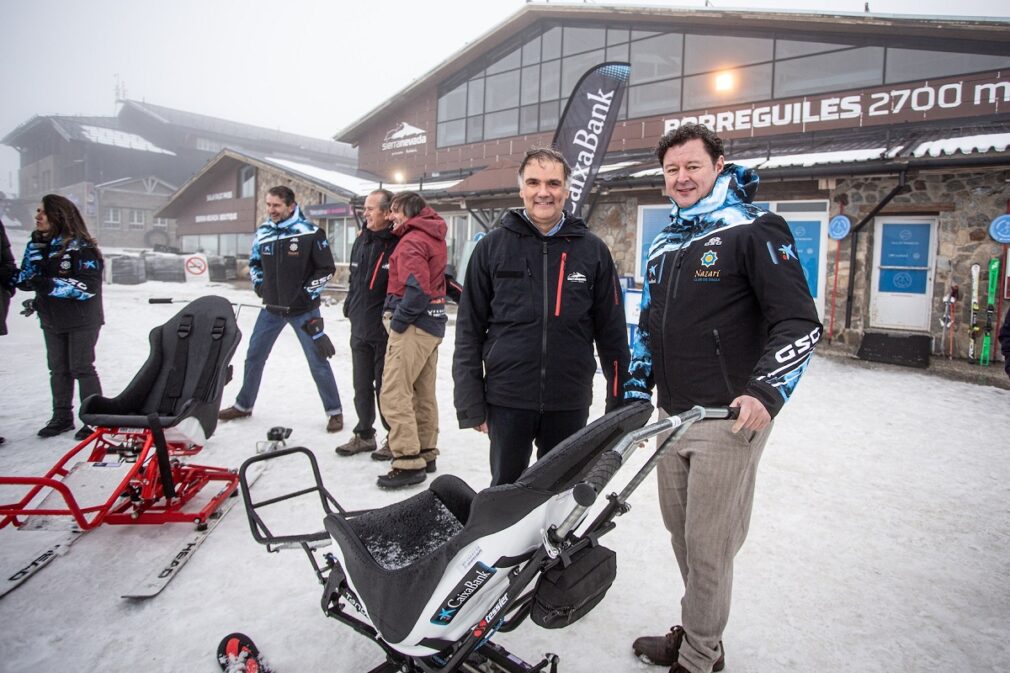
[777,243,797,261]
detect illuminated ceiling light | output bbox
[393,171,405,183]
[714,71,735,93]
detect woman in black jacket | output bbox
[17,194,104,439]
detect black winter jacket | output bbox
[453,210,630,427]
[0,220,15,336]
[17,233,104,332]
[343,224,398,342]
[625,165,821,417]
[999,304,1010,378]
[249,206,335,316]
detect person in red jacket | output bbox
[376,192,448,489]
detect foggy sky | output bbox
[2,0,1008,198]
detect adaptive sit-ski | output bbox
[0,295,242,532]
[238,402,737,672]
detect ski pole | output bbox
[148,298,289,317]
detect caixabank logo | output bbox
[429,562,496,625]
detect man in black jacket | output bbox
[453,147,629,485]
[335,189,398,457]
[627,124,821,673]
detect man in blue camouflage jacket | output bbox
[627,125,821,673]
[219,186,344,432]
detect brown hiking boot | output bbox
[376,467,426,489]
[326,414,343,433]
[335,434,377,456]
[218,406,252,422]
[370,437,392,461]
[632,626,725,671]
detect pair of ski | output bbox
[0,459,267,601]
[967,258,1002,366]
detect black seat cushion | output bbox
[80,295,240,438]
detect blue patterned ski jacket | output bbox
[17,234,104,331]
[625,164,821,417]
[249,205,335,316]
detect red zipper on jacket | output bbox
[612,359,619,398]
[554,251,567,317]
[368,252,385,290]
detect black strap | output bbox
[159,314,193,415]
[147,412,176,499]
[192,316,227,401]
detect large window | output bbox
[238,165,256,199]
[435,22,1010,147]
[104,208,121,230]
[128,209,146,230]
[325,218,356,265]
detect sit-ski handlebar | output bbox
[148,297,289,314]
[555,405,738,541]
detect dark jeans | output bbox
[42,326,102,420]
[350,333,389,439]
[486,405,590,486]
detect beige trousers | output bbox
[656,409,773,673]
[379,317,441,471]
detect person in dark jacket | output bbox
[16,195,105,439]
[218,186,344,432]
[626,124,821,673]
[453,147,630,486]
[335,189,398,457]
[0,218,15,337]
[376,192,447,489]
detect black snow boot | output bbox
[38,416,74,438]
[376,467,426,489]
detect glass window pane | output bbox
[684,63,772,109]
[468,78,484,115]
[522,35,541,65]
[220,233,237,257]
[487,47,521,75]
[541,59,560,100]
[632,30,660,40]
[438,82,467,120]
[562,49,605,100]
[520,104,539,134]
[237,234,254,257]
[606,43,629,63]
[466,116,483,144]
[437,119,466,146]
[485,70,521,112]
[629,79,681,118]
[774,47,883,98]
[539,100,560,132]
[485,109,518,140]
[631,33,683,84]
[563,27,605,56]
[885,49,1010,84]
[776,39,851,59]
[542,27,561,61]
[607,28,629,46]
[521,65,540,105]
[683,34,772,75]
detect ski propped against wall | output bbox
[968,263,982,362]
[551,61,630,220]
[980,257,1001,366]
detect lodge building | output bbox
[335,4,1010,365]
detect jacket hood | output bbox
[502,208,588,238]
[666,163,766,235]
[267,205,309,230]
[395,206,447,240]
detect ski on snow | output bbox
[0,529,84,599]
[120,461,266,599]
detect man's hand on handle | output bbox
[730,394,770,434]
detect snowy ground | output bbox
[1,280,1008,673]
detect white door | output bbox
[869,217,937,331]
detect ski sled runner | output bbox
[0,295,242,597]
[237,402,738,672]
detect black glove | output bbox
[20,298,37,317]
[301,317,335,359]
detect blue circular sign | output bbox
[828,214,852,240]
[989,214,1010,244]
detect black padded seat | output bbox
[323,402,654,644]
[80,295,240,438]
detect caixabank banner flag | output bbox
[552,62,630,219]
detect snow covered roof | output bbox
[910,133,1010,158]
[758,148,891,169]
[78,125,176,156]
[264,157,463,197]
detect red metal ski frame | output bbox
[0,426,238,531]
